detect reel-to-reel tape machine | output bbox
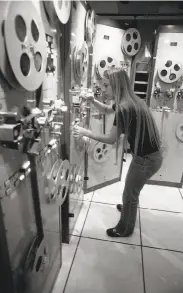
[0,1,47,91]
[0,0,72,92]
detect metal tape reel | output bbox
[0,2,20,88]
[73,42,89,85]
[85,9,96,47]
[4,1,47,91]
[32,239,49,273]
[175,122,183,142]
[44,0,71,25]
[23,238,49,285]
[58,160,70,205]
[45,159,63,203]
[46,159,70,206]
[93,142,111,163]
[121,28,141,57]
[96,56,117,80]
[158,60,183,84]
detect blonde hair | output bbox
[106,68,160,155]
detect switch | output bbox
[153,87,160,97]
[5,188,12,196]
[166,90,173,100]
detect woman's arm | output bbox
[73,125,122,145]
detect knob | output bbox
[166,90,173,100]
[153,87,160,97]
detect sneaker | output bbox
[116,204,123,212]
[106,228,122,237]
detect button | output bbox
[5,188,12,196]
[4,180,10,188]
[14,179,20,188]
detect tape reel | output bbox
[158,60,183,84]
[59,160,70,204]
[0,2,20,88]
[44,0,71,25]
[84,10,96,47]
[1,1,47,91]
[69,164,84,195]
[175,122,183,142]
[93,142,111,163]
[46,159,70,206]
[96,56,117,80]
[73,42,89,85]
[121,28,141,57]
[24,237,49,280]
[32,239,49,273]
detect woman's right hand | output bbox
[80,92,94,103]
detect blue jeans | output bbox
[116,151,163,236]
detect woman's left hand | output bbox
[72,125,88,138]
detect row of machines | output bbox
[89,20,183,188]
[0,1,87,293]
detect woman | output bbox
[73,68,163,238]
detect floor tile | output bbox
[140,209,183,252]
[83,191,93,201]
[71,201,90,236]
[140,185,183,213]
[82,202,141,245]
[52,236,79,293]
[143,246,183,293]
[92,181,125,205]
[65,238,144,293]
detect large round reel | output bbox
[23,238,49,287]
[121,28,141,57]
[93,142,111,163]
[32,239,49,273]
[96,56,117,80]
[45,159,70,206]
[0,2,20,88]
[175,122,183,142]
[73,42,89,85]
[69,163,84,195]
[84,9,96,47]
[44,0,71,25]
[3,1,47,91]
[158,60,183,84]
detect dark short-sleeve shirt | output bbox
[112,104,159,157]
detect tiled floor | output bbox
[52,155,183,293]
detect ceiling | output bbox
[88,1,183,17]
